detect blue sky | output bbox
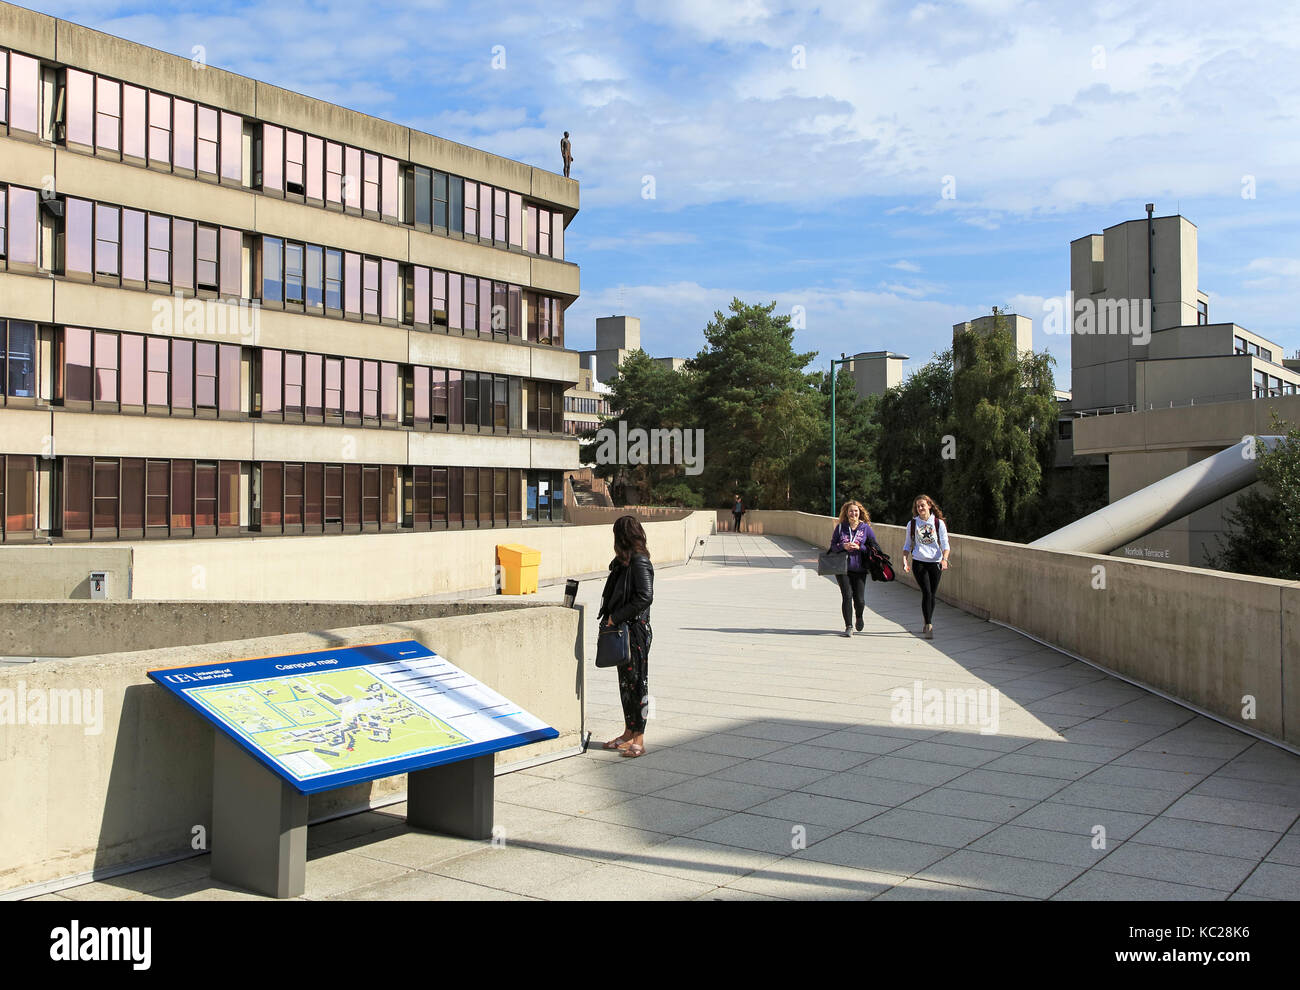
[34,0,1300,390]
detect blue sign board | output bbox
[149,640,558,794]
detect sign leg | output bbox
[407,754,495,839]
[211,733,308,898]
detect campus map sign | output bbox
[149,640,558,794]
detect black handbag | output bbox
[817,550,848,575]
[595,621,630,667]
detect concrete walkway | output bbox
[40,533,1300,901]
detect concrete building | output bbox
[563,363,610,438]
[0,3,580,550]
[1070,208,1300,566]
[953,312,1033,357]
[580,315,638,385]
[843,350,907,399]
[1069,210,1299,412]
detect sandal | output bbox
[620,743,646,758]
[603,737,632,750]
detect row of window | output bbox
[64,197,243,295]
[4,48,567,261]
[57,327,243,415]
[0,455,566,541]
[564,396,610,414]
[1253,370,1297,397]
[1,184,568,346]
[1235,336,1274,362]
[35,323,574,433]
[64,68,242,182]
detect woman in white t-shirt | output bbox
[900,493,950,639]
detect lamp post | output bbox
[829,352,852,516]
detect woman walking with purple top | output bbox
[828,500,880,637]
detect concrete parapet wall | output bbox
[0,512,718,602]
[748,510,1299,749]
[0,604,582,893]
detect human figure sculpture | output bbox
[561,131,573,178]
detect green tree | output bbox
[874,351,954,523]
[580,349,694,503]
[946,310,1058,538]
[1208,417,1300,579]
[796,366,881,515]
[687,298,819,508]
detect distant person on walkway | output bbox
[599,515,654,757]
[829,500,879,637]
[732,494,745,532]
[901,494,950,639]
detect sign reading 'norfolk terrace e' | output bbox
[148,640,557,794]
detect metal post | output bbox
[829,355,851,516]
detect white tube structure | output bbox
[1029,436,1282,554]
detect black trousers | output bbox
[618,620,651,733]
[913,561,942,623]
[836,570,867,628]
[733,511,743,532]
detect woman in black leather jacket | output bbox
[598,515,654,757]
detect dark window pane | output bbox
[146,460,170,529]
[66,70,95,147]
[448,466,463,525]
[121,459,144,531]
[95,204,119,276]
[173,99,195,170]
[324,465,342,524]
[414,166,431,227]
[196,342,217,409]
[433,171,448,228]
[197,106,219,174]
[220,344,240,413]
[120,334,144,406]
[431,368,447,425]
[448,370,462,426]
[261,349,282,415]
[344,252,361,316]
[221,112,242,181]
[96,78,120,152]
[262,236,282,303]
[123,84,146,159]
[344,464,361,525]
[6,321,36,398]
[148,214,170,283]
[305,353,322,418]
[93,459,120,533]
[305,244,323,308]
[261,463,282,529]
[147,337,169,406]
[448,176,463,233]
[220,227,242,296]
[64,458,92,531]
[195,461,217,529]
[464,371,478,426]
[94,331,118,403]
[172,339,193,409]
[284,463,303,526]
[284,241,303,303]
[261,124,283,192]
[171,461,193,529]
[196,225,218,288]
[306,136,323,200]
[148,91,171,165]
[305,462,322,526]
[325,249,342,311]
[66,198,93,275]
[173,219,194,290]
[219,461,239,528]
[122,209,145,283]
[381,259,398,320]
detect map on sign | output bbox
[149,640,558,794]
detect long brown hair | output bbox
[912,494,945,524]
[613,515,649,565]
[837,500,870,528]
